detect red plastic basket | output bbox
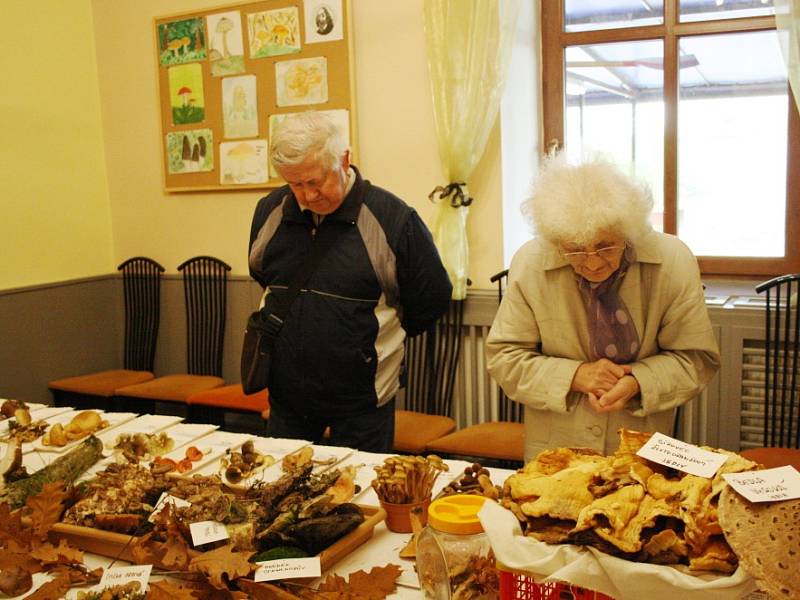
[499,569,615,600]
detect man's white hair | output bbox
[269,111,348,171]
[522,153,654,247]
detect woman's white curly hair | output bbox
[522,152,654,247]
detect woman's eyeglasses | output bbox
[562,245,625,265]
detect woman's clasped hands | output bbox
[571,358,641,414]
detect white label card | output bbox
[99,565,152,591]
[636,432,729,478]
[254,557,321,582]
[149,492,191,522]
[189,520,230,546]
[722,466,800,503]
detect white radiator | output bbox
[452,324,498,429]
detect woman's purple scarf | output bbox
[577,247,640,363]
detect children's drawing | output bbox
[207,11,245,77]
[158,17,207,66]
[247,7,301,59]
[268,109,348,178]
[220,140,268,184]
[222,75,258,139]
[304,0,344,44]
[166,129,213,174]
[168,64,205,125]
[275,57,328,107]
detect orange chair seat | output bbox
[739,447,800,471]
[187,384,269,413]
[394,409,456,455]
[49,369,154,397]
[426,421,524,461]
[115,374,224,402]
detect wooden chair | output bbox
[393,300,464,454]
[48,257,164,409]
[427,270,525,467]
[740,274,800,470]
[113,256,229,414]
[187,384,269,434]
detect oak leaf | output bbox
[21,572,71,600]
[0,548,42,574]
[0,565,33,596]
[145,580,198,600]
[238,579,303,600]
[47,563,103,585]
[189,544,253,589]
[160,530,191,570]
[25,481,67,540]
[131,531,159,565]
[30,538,84,566]
[315,564,402,600]
[0,501,31,550]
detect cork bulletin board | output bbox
[154,0,355,192]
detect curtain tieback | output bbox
[428,182,472,207]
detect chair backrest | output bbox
[756,273,800,449]
[404,299,464,416]
[118,257,165,372]
[178,256,231,377]
[490,269,523,424]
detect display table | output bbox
[10,410,514,599]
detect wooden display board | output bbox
[154,0,355,192]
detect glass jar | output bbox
[416,494,498,600]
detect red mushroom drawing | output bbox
[177,86,192,106]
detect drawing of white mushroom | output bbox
[227,142,255,181]
[216,17,234,58]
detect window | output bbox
[543,0,799,276]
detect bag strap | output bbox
[261,180,371,338]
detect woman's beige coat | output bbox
[486,231,720,459]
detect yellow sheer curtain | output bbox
[423,0,520,299]
[776,0,800,112]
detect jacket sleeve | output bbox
[395,210,453,337]
[628,243,720,416]
[485,252,581,414]
[248,191,282,288]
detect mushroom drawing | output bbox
[179,36,192,55]
[167,38,183,59]
[216,17,234,58]
[227,142,255,182]
[191,143,200,171]
[177,86,192,106]
[181,135,192,171]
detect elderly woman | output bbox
[486,155,720,459]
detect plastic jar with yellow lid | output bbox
[415,494,498,600]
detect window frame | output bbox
[541,1,800,277]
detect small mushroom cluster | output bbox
[371,455,449,504]
[222,440,275,484]
[437,463,500,500]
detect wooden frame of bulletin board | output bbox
[154,0,356,192]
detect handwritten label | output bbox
[99,565,152,591]
[636,432,728,478]
[254,557,321,582]
[723,466,800,503]
[189,520,230,546]
[148,492,191,522]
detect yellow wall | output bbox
[91,0,504,289]
[0,0,113,290]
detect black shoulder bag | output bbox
[241,218,349,395]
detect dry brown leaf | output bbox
[238,579,304,600]
[30,538,84,566]
[131,531,159,565]
[160,531,191,570]
[0,548,43,574]
[189,544,253,589]
[0,566,33,596]
[146,580,199,600]
[315,564,402,600]
[47,563,103,585]
[25,481,67,541]
[21,573,71,600]
[0,501,31,551]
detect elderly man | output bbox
[248,111,452,452]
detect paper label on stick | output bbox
[722,466,800,502]
[189,520,229,546]
[636,432,728,478]
[254,557,321,582]
[149,492,191,522]
[99,565,152,591]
